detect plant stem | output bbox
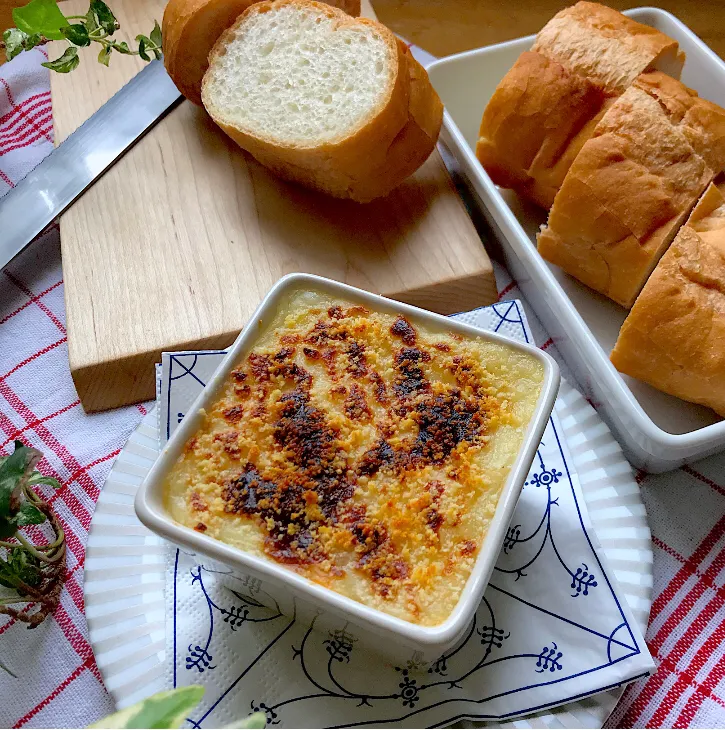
[15,533,61,564]
[0,591,23,604]
[0,657,18,678]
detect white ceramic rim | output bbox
[134,273,560,652]
[426,7,725,456]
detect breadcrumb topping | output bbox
[164,291,544,625]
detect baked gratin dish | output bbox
[164,289,546,626]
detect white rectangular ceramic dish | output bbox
[427,7,725,473]
[135,273,559,664]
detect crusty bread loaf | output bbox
[201,0,442,202]
[687,179,725,235]
[477,2,683,209]
[476,51,606,209]
[163,0,361,105]
[531,1,684,95]
[610,223,725,416]
[538,71,725,308]
[633,73,725,174]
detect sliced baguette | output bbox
[476,2,683,209]
[201,0,442,202]
[163,0,361,105]
[537,83,713,309]
[687,179,725,236]
[633,73,725,174]
[531,1,684,95]
[538,71,725,308]
[610,223,725,416]
[476,50,606,209]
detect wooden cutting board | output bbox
[51,0,496,413]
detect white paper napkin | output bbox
[159,300,653,728]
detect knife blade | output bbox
[0,59,183,270]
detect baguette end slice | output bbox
[611,225,725,416]
[202,0,441,201]
[163,0,362,106]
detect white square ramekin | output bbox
[135,273,559,664]
[427,8,725,473]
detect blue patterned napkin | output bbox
[159,300,653,728]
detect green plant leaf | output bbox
[97,44,111,65]
[89,0,117,35]
[0,547,42,591]
[61,23,90,46]
[0,516,16,539]
[84,5,99,34]
[88,686,205,729]
[136,34,150,61]
[111,40,130,54]
[27,473,62,489]
[15,502,45,526]
[149,19,161,47]
[3,28,28,61]
[12,0,69,40]
[224,713,267,729]
[0,657,18,678]
[0,442,39,519]
[42,45,80,73]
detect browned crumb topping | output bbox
[166,293,544,624]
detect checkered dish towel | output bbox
[2,47,725,730]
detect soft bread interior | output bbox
[203,3,394,146]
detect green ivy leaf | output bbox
[88,686,206,729]
[42,45,80,73]
[14,502,45,527]
[84,5,99,35]
[225,713,267,729]
[136,34,150,61]
[61,23,90,47]
[97,44,111,65]
[0,547,42,591]
[111,40,130,54]
[12,0,69,40]
[3,28,29,61]
[149,19,161,48]
[27,473,62,490]
[0,516,17,539]
[89,0,117,35]
[0,442,39,519]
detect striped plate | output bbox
[84,379,652,727]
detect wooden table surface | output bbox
[372,1,725,60]
[2,0,725,62]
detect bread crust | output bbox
[531,1,684,95]
[202,0,442,202]
[633,72,725,174]
[476,1,683,209]
[476,51,606,209]
[610,224,725,416]
[538,84,713,308]
[163,0,361,105]
[688,180,725,235]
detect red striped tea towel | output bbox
[2,44,725,729]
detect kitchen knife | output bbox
[0,59,182,270]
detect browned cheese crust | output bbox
[164,291,544,625]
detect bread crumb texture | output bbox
[203,1,391,145]
[165,291,544,625]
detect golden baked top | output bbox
[164,290,544,625]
